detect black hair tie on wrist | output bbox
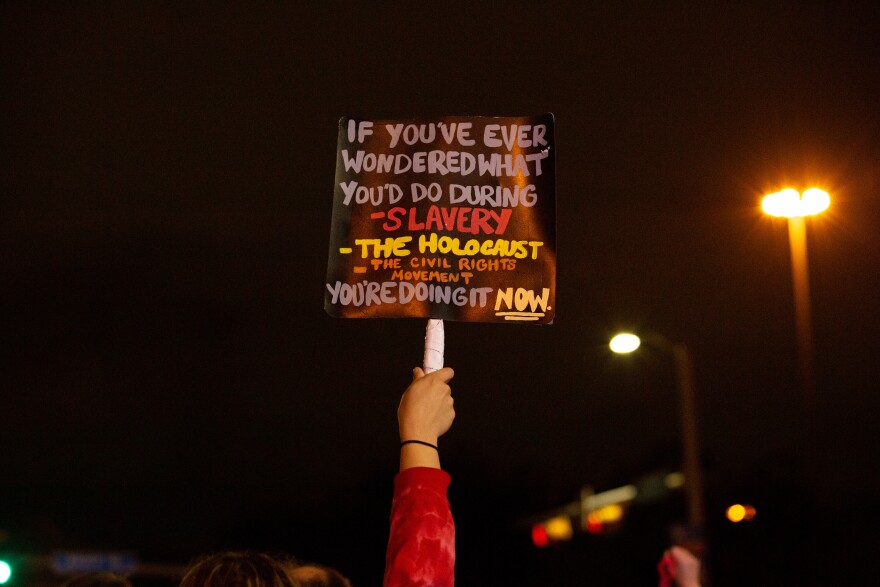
[400,439,438,451]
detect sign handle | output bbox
[423,319,445,373]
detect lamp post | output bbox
[761,188,829,448]
[609,333,705,531]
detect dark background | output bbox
[2,2,879,585]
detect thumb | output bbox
[412,367,426,381]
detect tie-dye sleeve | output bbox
[384,467,455,587]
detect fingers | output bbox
[429,367,454,383]
[411,366,454,383]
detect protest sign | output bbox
[325,115,556,324]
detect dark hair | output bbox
[179,551,301,587]
[61,573,133,587]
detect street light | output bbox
[609,332,641,354]
[609,333,706,532]
[761,188,829,218]
[761,187,829,448]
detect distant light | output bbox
[610,333,641,354]
[531,523,549,548]
[726,504,746,522]
[583,504,626,534]
[545,515,574,541]
[762,188,830,218]
[0,561,10,584]
[726,503,756,523]
[532,514,575,547]
[585,512,603,534]
[593,503,624,523]
[664,472,685,489]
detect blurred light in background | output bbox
[609,333,641,354]
[584,504,625,534]
[531,524,549,548]
[761,188,830,218]
[585,512,603,534]
[726,503,757,523]
[664,472,685,489]
[0,560,11,584]
[545,515,574,541]
[531,515,574,547]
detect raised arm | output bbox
[398,367,455,470]
[384,367,456,587]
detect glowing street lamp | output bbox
[608,333,705,532]
[609,333,641,354]
[762,188,829,218]
[762,187,829,439]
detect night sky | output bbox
[3,2,880,585]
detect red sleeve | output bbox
[383,467,455,587]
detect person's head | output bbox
[61,573,133,587]
[291,564,351,587]
[179,551,301,587]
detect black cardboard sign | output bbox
[325,114,556,324]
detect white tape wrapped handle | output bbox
[423,319,445,373]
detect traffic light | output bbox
[0,560,11,584]
[528,472,684,546]
[583,503,625,534]
[531,514,574,547]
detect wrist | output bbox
[399,440,441,471]
[399,428,438,445]
[400,439,438,450]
